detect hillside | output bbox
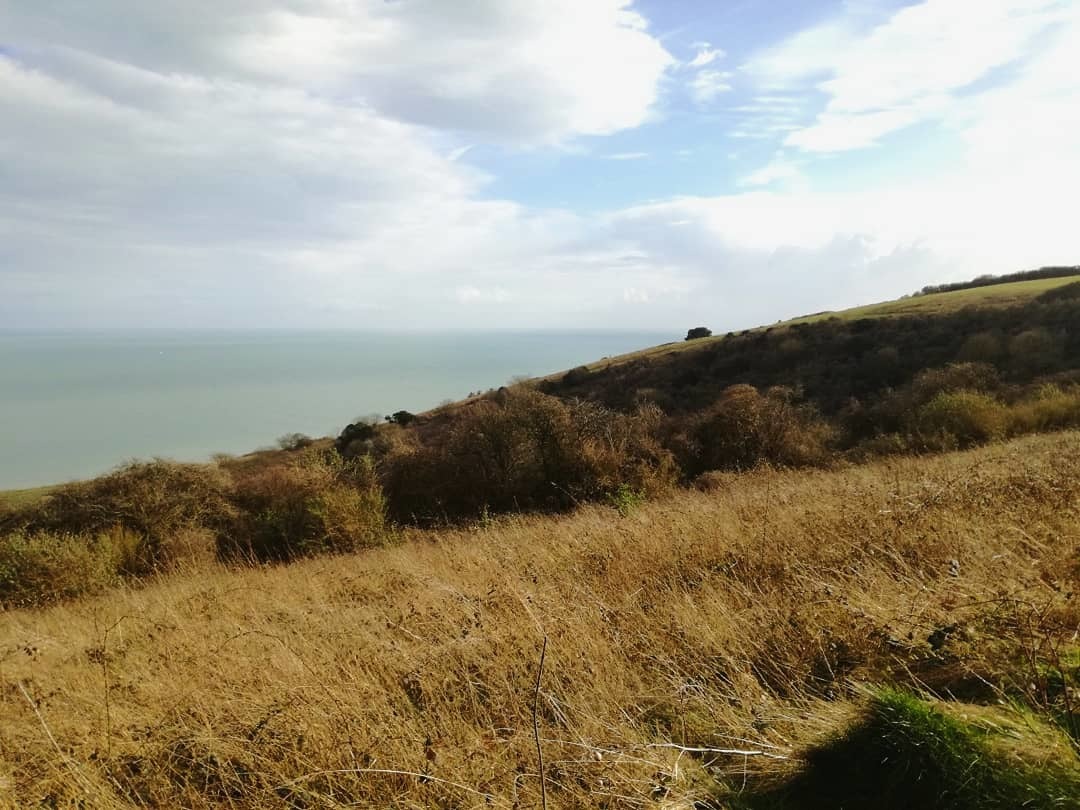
[325,274,1080,524]
[2,433,1079,807]
[538,273,1080,413]
[2,270,1080,807]
[529,270,1080,383]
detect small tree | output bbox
[685,326,712,341]
[385,410,417,426]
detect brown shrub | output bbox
[380,389,677,522]
[2,461,233,574]
[685,384,833,473]
[911,362,999,405]
[1007,385,1080,434]
[218,450,387,563]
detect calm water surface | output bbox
[0,330,670,489]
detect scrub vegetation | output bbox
[2,434,1079,808]
[1,270,1079,807]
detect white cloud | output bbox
[689,69,733,106]
[0,2,679,328]
[0,0,674,144]
[2,1,1078,333]
[743,0,1072,151]
[739,154,805,188]
[688,43,725,68]
[604,152,649,161]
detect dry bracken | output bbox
[1,432,1079,808]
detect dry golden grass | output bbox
[2,433,1079,808]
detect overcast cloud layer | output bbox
[2,0,1078,330]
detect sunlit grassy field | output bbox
[787,275,1080,324]
[0,487,54,511]
[3,431,1078,808]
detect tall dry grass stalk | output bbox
[1,432,1079,808]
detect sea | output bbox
[0,329,671,490]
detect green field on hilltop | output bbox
[0,485,53,510]
[786,274,1080,325]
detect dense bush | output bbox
[218,450,387,563]
[335,420,378,455]
[542,294,1080,421]
[1009,327,1061,372]
[385,410,417,426]
[913,390,1009,450]
[380,388,677,523]
[682,385,833,473]
[956,331,1002,364]
[0,527,141,608]
[1,461,233,574]
[1008,385,1080,434]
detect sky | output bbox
[1,0,1077,331]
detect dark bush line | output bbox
[914,266,1080,297]
[540,292,1080,424]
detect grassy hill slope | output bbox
[533,272,1080,380]
[2,432,1078,808]
[3,270,1080,807]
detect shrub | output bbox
[0,527,142,608]
[380,390,677,523]
[219,450,387,563]
[1008,385,1080,434]
[335,419,378,454]
[687,385,833,473]
[606,483,644,516]
[577,402,680,499]
[685,326,712,340]
[385,410,417,426]
[911,363,999,405]
[562,366,591,386]
[914,390,1008,450]
[957,332,1002,364]
[3,461,233,574]
[1010,328,1061,372]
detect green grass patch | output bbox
[724,690,1080,810]
[786,276,1080,326]
[0,485,56,510]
